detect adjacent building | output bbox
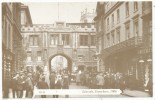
[94,2,105,72]
[2,3,14,81]
[21,3,33,26]
[2,3,24,80]
[140,1,152,88]
[20,4,33,72]
[94,1,152,90]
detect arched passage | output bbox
[49,53,72,73]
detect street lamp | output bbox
[147,58,152,62]
[139,59,144,63]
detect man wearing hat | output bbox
[11,72,19,98]
[17,71,25,98]
[25,73,34,98]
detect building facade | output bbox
[21,3,33,26]
[94,1,152,90]
[12,3,25,72]
[21,10,97,73]
[94,2,105,72]
[20,4,33,72]
[2,3,31,98]
[2,3,25,81]
[2,3,14,81]
[140,1,152,89]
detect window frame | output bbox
[125,22,130,39]
[117,9,120,23]
[90,35,96,46]
[134,19,139,37]
[134,2,138,12]
[80,35,88,46]
[106,33,110,47]
[37,51,42,61]
[107,18,109,31]
[111,31,115,45]
[29,35,39,46]
[112,14,114,27]
[116,28,121,43]
[50,34,59,46]
[62,34,70,46]
[126,2,129,17]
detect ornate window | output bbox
[62,34,70,46]
[50,34,59,45]
[29,35,39,46]
[80,35,88,46]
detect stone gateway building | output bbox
[21,9,97,73]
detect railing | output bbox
[102,36,143,58]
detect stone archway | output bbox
[49,53,72,73]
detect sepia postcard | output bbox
[1,0,154,99]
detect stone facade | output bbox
[94,1,152,89]
[21,16,97,73]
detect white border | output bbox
[0,0,154,100]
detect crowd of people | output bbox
[3,66,70,98]
[3,70,35,98]
[75,71,153,94]
[76,71,126,91]
[3,67,152,98]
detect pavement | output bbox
[122,89,151,97]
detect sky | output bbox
[23,2,97,24]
